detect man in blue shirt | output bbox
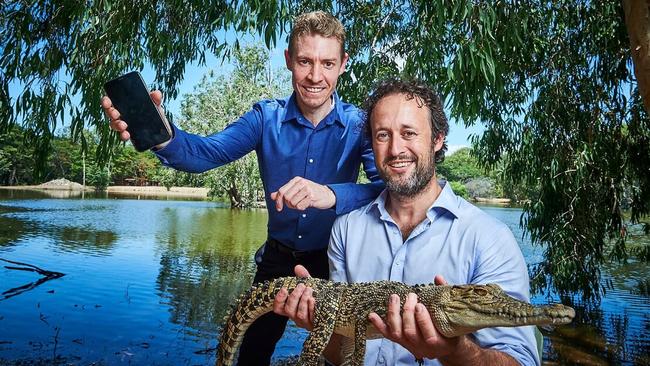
[102,11,383,365]
[275,79,538,365]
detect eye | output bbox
[376,132,389,142]
[299,59,310,66]
[324,61,335,69]
[403,130,417,139]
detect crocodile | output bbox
[216,277,575,366]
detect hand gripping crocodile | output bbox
[216,277,575,366]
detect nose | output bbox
[308,63,323,82]
[388,136,406,157]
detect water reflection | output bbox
[0,215,28,248]
[0,190,647,365]
[154,207,264,335]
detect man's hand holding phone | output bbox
[102,90,164,142]
[102,71,172,151]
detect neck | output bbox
[298,95,335,126]
[385,177,442,240]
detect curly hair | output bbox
[363,79,449,163]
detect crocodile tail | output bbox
[216,276,302,366]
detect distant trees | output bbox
[0,125,162,190]
[0,126,34,185]
[439,147,502,200]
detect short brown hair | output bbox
[288,11,345,58]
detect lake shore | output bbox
[0,184,209,199]
[1,183,513,204]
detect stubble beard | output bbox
[379,148,437,198]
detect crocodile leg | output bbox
[298,294,341,366]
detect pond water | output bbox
[0,190,647,365]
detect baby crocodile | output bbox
[216,277,574,366]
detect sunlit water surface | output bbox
[0,190,647,365]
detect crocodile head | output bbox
[419,283,575,338]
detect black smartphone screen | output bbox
[104,71,172,152]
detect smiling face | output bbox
[370,93,444,198]
[285,34,348,122]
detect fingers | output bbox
[294,265,311,278]
[415,303,437,341]
[271,177,303,212]
[275,177,309,211]
[386,294,403,339]
[270,177,336,211]
[402,293,420,344]
[272,283,314,330]
[100,96,113,110]
[150,90,163,106]
[269,191,283,211]
[119,130,131,141]
[295,287,313,326]
[101,96,131,141]
[368,312,389,335]
[273,287,290,315]
[434,275,447,286]
[284,283,306,313]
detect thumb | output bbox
[434,275,447,286]
[294,265,311,278]
[150,90,163,106]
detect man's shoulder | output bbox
[333,200,376,226]
[253,97,290,111]
[337,98,364,123]
[453,197,512,236]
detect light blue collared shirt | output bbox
[328,181,539,366]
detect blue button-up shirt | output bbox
[329,182,539,366]
[155,92,384,251]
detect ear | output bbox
[338,52,349,75]
[433,133,445,153]
[284,49,292,70]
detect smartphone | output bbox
[104,71,172,152]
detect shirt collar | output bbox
[430,180,461,219]
[365,180,461,220]
[282,92,346,128]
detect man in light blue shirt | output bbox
[275,79,538,365]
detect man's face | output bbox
[370,93,444,197]
[285,34,348,117]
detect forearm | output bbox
[439,336,520,366]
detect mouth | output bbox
[302,85,326,94]
[386,160,415,173]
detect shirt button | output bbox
[302,214,307,218]
[298,235,302,239]
[309,158,314,163]
[378,356,385,364]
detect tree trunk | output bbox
[623,0,650,114]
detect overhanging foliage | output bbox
[2,0,649,299]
